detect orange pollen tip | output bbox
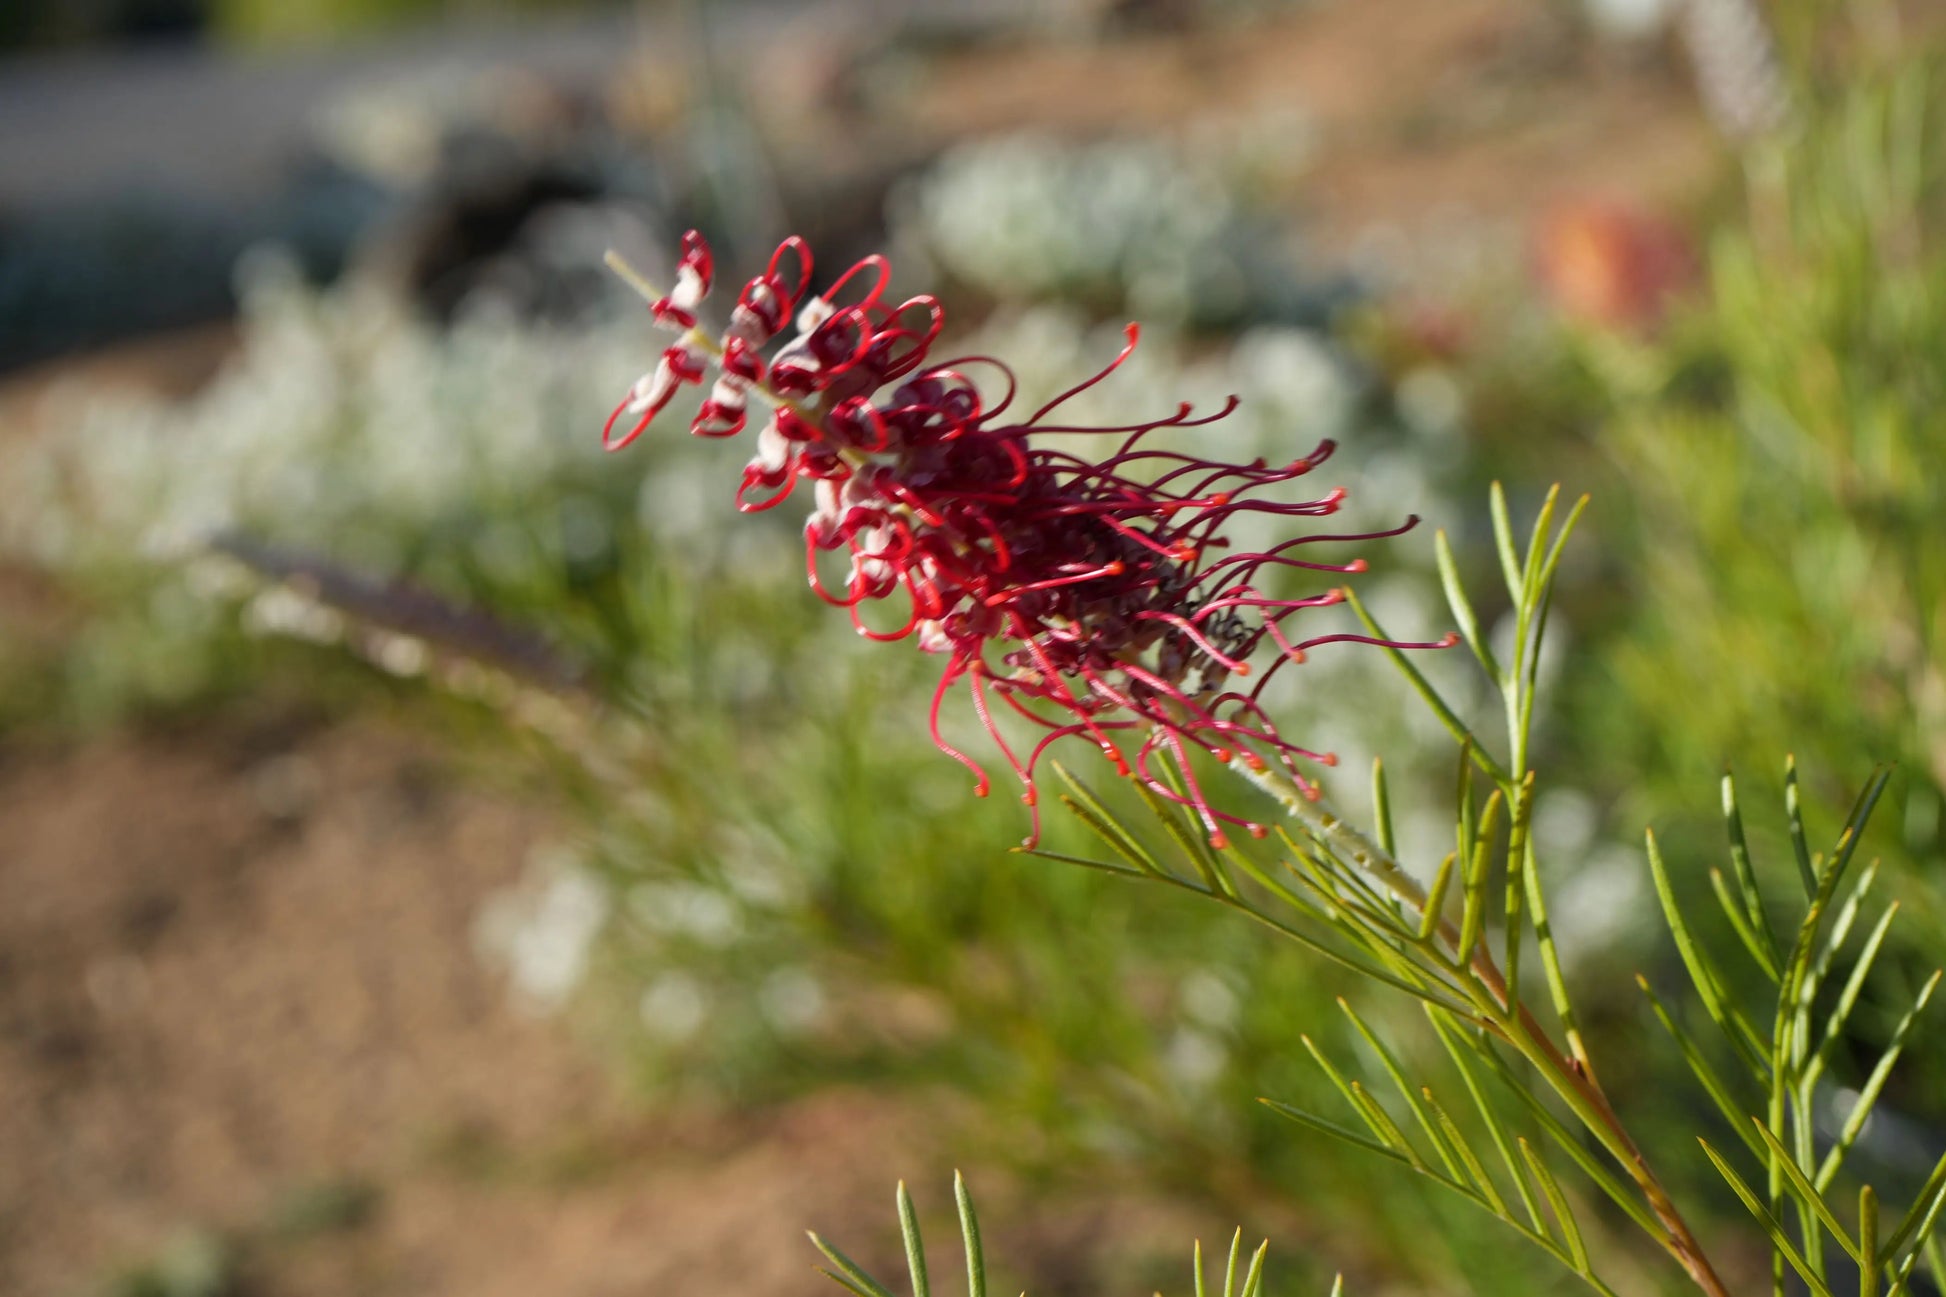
[1022,790,1038,807]
[1347,558,1368,573]
[1233,663,1251,677]
[1210,492,1231,506]
[1174,546,1199,562]
[1320,753,1339,768]
[1245,754,1268,772]
[1104,560,1125,575]
[974,785,991,798]
[1214,749,1233,763]
[1288,649,1307,665]
[1208,832,1230,850]
[1248,824,1268,840]
[1440,632,1462,647]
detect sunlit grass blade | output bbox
[810,1232,901,1297]
[954,1172,985,1297]
[1436,529,1501,685]
[1817,970,1944,1190]
[1698,1138,1837,1297]
[1224,1227,1242,1297]
[1635,975,1765,1159]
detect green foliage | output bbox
[1578,38,1946,907]
[810,1175,1308,1297]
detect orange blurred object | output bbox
[1536,200,1699,332]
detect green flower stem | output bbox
[1238,763,1733,1297]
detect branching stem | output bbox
[1239,763,1733,1297]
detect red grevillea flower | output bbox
[602,232,1454,847]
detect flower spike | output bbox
[601,231,1450,844]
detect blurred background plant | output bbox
[5,0,1946,1293]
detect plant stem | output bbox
[1239,764,1734,1297]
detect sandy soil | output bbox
[0,717,960,1296]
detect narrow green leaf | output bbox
[1921,1234,1945,1289]
[1786,757,1817,900]
[1344,587,1511,789]
[1349,1081,1426,1171]
[1721,770,1779,965]
[1710,866,1781,980]
[1427,1007,1546,1233]
[1419,851,1458,942]
[1194,1238,1207,1297]
[1372,757,1397,858]
[1260,1098,1412,1167]
[1017,847,1147,879]
[1239,1240,1269,1297]
[1423,1087,1509,1216]
[1517,485,1562,611]
[1698,1139,1838,1297]
[1436,529,1502,684]
[954,1172,985,1297]
[1635,975,1765,1160]
[1459,789,1506,966]
[1132,776,1235,898]
[1338,1000,1459,1179]
[1329,1274,1345,1297]
[810,1232,900,1297]
[1532,492,1590,594]
[1861,1185,1880,1297]
[1488,481,1524,599]
[1749,1120,1863,1264]
[1647,828,1771,1075]
[1505,775,1536,1011]
[1807,901,1901,1091]
[1224,1228,1242,1297]
[1466,1035,1671,1244]
[1886,1163,1946,1290]
[1051,764,1170,880]
[815,1266,887,1297]
[898,1182,932,1297]
[1518,1138,1588,1271]
[1868,1145,1946,1261]
[1818,971,1944,1190]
